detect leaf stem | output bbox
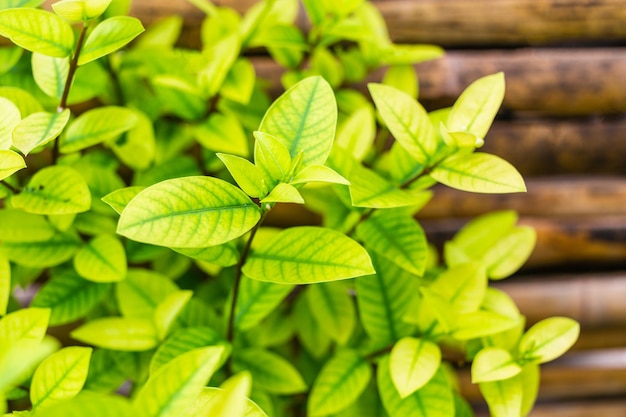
[226,209,269,343]
[0,180,19,194]
[52,21,89,164]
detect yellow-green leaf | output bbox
[0,254,8,316]
[389,337,441,398]
[74,234,127,283]
[232,348,306,395]
[519,317,579,364]
[12,110,70,156]
[0,150,26,181]
[71,317,158,351]
[31,53,69,99]
[472,347,522,383]
[78,16,144,65]
[0,9,74,57]
[0,96,20,149]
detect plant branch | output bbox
[52,22,89,164]
[0,180,19,194]
[226,209,269,343]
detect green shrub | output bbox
[0,0,579,416]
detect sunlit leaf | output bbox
[134,15,182,49]
[78,16,144,65]
[289,165,349,186]
[71,317,159,351]
[0,210,55,242]
[519,317,579,364]
[0,307,50,343]
[306,281,355,344]
[0,230,81,268]
[186,386,268,417]
[189,372,251,417]
[220,58,256,105]
[472,347,522,384]
[0,9,74,57]
[0,336,59,394]
[308,350,371,416]
[154,290,192,340]
[74,235,127,283]
[0,96,20,149]
[115,269,178,319]
[195,112,249,156]
[11,166,91,215]
[235,277,294,331]
[431,153,526,194]
[118,176,260,248]
[253,131,292,185]
[479,373,523,417]
[110,110,155,170]
[429,262,487,313]
[453,311,519,341]
[12,110,70,156]
[31,53,69,99]
[482,227,536,280]
[260,182,304,204]
[0,150,26,181]
[30,346,92,410]
[0,46,22,75]
[173,242,239,267]
[0,255,8,316]
[389,337,441,398]
[217,153,268,198]
[150,327,225,374]
[259,76,336,166]
[133,346,225,417]
[101,186,144,215]
[198,33,240,97]
[243,226,374,284]
[34,391,135,417]
[0,86,43,117]
[335,106,375,161]
[232,348,307,395]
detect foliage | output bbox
[0,0,578,416]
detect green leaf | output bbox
[220,58,256,105]
[472,347,522,384]
[260,182,304,204]
[0,9,74,57]
[31,269,112,326]
[306,281,355,345]
[101,186,144,215]
[479,373,523,417]
[0,337,60,396]
[217,153,268,198]
[30,347,92,410]
[311,46,344,88]
[453,311,519,341]
[519,317,579,364]
[253,131,292,185]
[368,83,437,164]
[428,262,487,313]
[0,307,50,343]
[0,230,81,268]
[0,86,43,117]
[431,153,526,194]
[71,317,159,351]
[232,348,307,395]
[235,277,294,331]
[61,106,138,154]
[389,337,441,398]
[293,295,332,359]
[33,392,135,417]
[12,110,70,156]
[520,364,540,417]
[31,53,69,99]
[154,290,192,340]
[356,254,416,344]
[378,357,454,417]
[0,46,22,75]
[115,269,178,319]
[289,165,349,186]
[173,242,239,267]
[482,227,536,280]
[198,33,240,97]
[118,176,261,248]
[188,372,251,417]
[357,210,427,276]
[259,76,336,166]
[0,96,21,150]
[135,15,182,49]
[11,166,91,215]
[78,16,144,65]
[0,255,8,316]
[150,327,225,374]
[383,65,418,99]
[448,72,505,139]
[0,150,26,181]
[134,346,225,417]
[195,112,249,156]
[0,210,55,242]
[110,110,155,170]
[335,106,376,161]
[74,235,127,283]
[243,226,374,284]
[186,386,268,417]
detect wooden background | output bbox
[35,0,626,414]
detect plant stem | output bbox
[0,180,19,194]
[52,22,89,164]
[226,209,269,344]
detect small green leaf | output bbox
[357,210,427,276]
[311,46,344,88]
[479,374,523,417]
[369,83,437,164]
[0,337,60,397]
[150,327,225,374]
[378,356,454,417]
[1,230,81,268]
[0,46,22,75]
[74,235,127,283]
[61,106,138,154]
[220,58,256,104]
[135,15,182,49]
[33,392,135,417]
[390,337,441,398]
[472,347,522,383]
[31,269,112,326]
[0,86,43,117]
[52,0,91,23]
[289,165,349,186]
[429,262,487,313]
[243,226,374,284]
[253,131,292,185]
[519,317,579,364]
[0,254,8,316]
[260,183,304,204]
[431,153,526,194]
[71,317,159,351]
[198,33,240,97]
[259,76,336,166]
[154,290,192,340]
[195,112,249,156]
[448,72,505,139]
[133,346,225,417]
[31,53,69,99]
[11,166,91,215]
[482,227,536,280]
[308,350,371,416]
[0,96,21,149]
[12,110,70,156]
[110,110,155,170]
[293,295,332,358]
[0,150,26,181]
[78,16,144,65]
[0,210,55,242]
[0,307,50,343]
[186,386,268,417]
[173,242,239,267]
[453,311,519,341]
[0,9,74,57]
[335,106,376,161]
[232,348,307,395]
[101,186,144,215]
[383,65,418,99]
[30,347,92,410]
[235,277,294,331]
[306,282,356,345]
[217,153,268,198]
[189,372,251,417]
[118,176,261,248]
[520,364,540,417]
[115,269,178,319]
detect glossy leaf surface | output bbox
[0,9,74,57]
[78,16,144,65]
